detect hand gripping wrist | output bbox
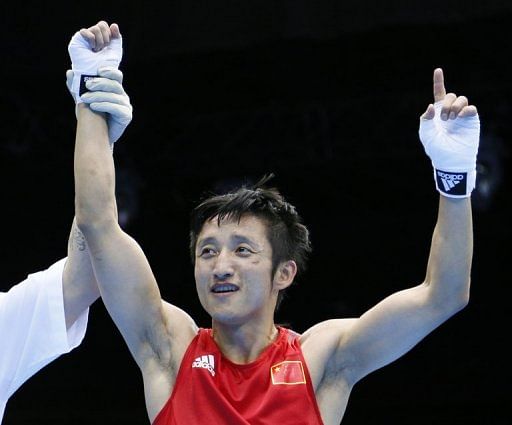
[82,67,133,144]
[419,101,480,198]
[67,31,123,103]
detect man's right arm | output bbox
[74,102,171,366]
[74,101,199,420]
[71,23,198,419]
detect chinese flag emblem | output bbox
[270,361,306,385]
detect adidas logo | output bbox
[192,354,216,376]
[436,170,466,195]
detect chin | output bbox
[209,309,245,325]
[206,304,257,327]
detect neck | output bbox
[211,320,279,364]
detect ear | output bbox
[273,260,297,291]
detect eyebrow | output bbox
[232,234,261,249]
[196,235,262,250]
[196,237,216,250]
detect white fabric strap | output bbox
[67,31,123,103]
[419,101,480,198]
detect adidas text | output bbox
[437,171,464,180]
[192,355,216,376]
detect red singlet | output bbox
[153,327,324,425]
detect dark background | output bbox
[1,1,510,423]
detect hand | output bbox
[67,21,122,103]
[66,67,132,144]
[418,68,480,198]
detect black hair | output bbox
[189,173,312,309]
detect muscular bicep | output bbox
[82,221,171,367]
[335,283,456,382]
[334,198,471,382]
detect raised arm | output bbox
[74,101,166,363]
[304,68,478,386]
[70,22,193,370]
[62,218,100,329]
[70,23,199,419]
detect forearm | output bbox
[424,195,472,309]
[63,218,100,328]
[74,103,117,229]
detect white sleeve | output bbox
[0,257,89,419]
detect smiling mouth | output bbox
[211,284,240,294]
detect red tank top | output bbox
[153,327,324,425]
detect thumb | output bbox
[110,23,121,38]
[420,104,435,121]
[66,69,74,91]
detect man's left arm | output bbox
[304,68,478,385]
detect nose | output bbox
[213,250,234,281]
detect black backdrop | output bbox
[1,1,510,424]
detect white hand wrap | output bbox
[67,31,123,103]
[419,101,480,198]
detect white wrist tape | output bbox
[432,168,477,198]
[67,32,123,103]
[419,101,480,198]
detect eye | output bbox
[236,246,253,256]
[199,247,216,258]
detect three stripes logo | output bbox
[436,169,467,196]
[192,354,216,377]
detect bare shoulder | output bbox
[299,319,360,424]
[161,300,199,364]
[299,319,358,390]
[300,318,358,357]
[161,301,199,338]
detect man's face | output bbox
[194,214,277,325]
